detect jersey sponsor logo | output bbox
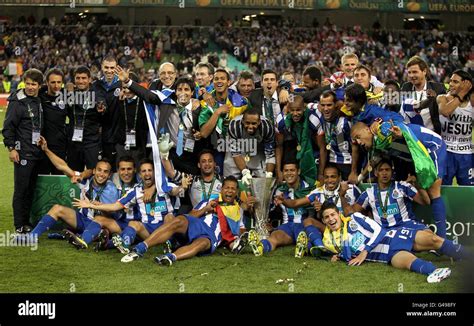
[377,203,399,218]
[154,200,167,212]
[350,232,365,253]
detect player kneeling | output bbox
[319,202,471,283]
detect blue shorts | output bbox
[143,221,163,235]
[429,141,447,179]
[442,152,474,186]
[183,215,218,255]
[115,219,131,231]
[75,212,92,233]
[366,227,416,264]
[274,222,304,243]
[387,220,428,232]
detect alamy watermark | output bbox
[216,138,258,156]
[55,89,97,108]
[0,231,38,251]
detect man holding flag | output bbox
[199,68,248,174]
[276,95,322,185]
[350,120,448,238]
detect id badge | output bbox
[126,131,136,147]
[32,131,41,145]
[72,127,84,142]
[184,138,195,152]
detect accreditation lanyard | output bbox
[87,183,106,202]
[72,99,90,142]
[73,98,90,130]
[200,176,217,201]
[124,99,139,149]
[124,98,139,133]
[27,103,42,144]
[375,183,392,219]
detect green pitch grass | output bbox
[0,108,463,293]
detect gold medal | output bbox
[244,155,250,162]
[326,144,331,150]
[179,123,184,130]
[150,209,154,216]
[367,165,373,172]
[297,145,302,152]
[383,212,387,219]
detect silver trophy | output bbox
[250,177,276,239]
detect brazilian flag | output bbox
[198,88,248,137]
[374,122,437,189]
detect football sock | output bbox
[261,239,272,253]
[431,197,446,238]
[305,225,323,247]
[410,258,436,276]
[81,221,101,244]
[134,241,148,256]
[31,215,56,237]
[439,239,470,260]
[121,226,137,247]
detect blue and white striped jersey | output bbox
[319,116,352,164]
[275,179,313,224]
[324,212,385,262]
[78,178,118,220]
[118,183,176,224]
[307,183,361,212]
[356,181,418,229]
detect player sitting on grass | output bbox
[20,136,118,244]
[351,120,448,239]
[273,164,360,258]
[72,158,191,251]
[248,161,317,258]
[351,158,431,231]
[319,202,470,283]
[120,176,254,266]
[68,156,155,251]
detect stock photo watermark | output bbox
[0,230,38,251]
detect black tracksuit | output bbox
[112,96,148,166]
[38,87,67,174]
[93,77,122,169]
[66,88,104,171]
[2,89,44,229]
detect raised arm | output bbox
[115,66,162,105]
[38,136,76,178]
